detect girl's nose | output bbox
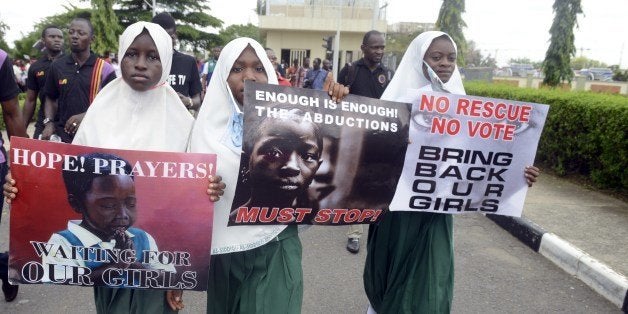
[284,151,301,172]
[243,68,257,81]
[136,57,147,69]
[117,206,130,220]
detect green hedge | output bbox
[464,81,628,193]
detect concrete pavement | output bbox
[489,172,628,311]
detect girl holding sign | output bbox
[363,31,540,313]
[4,22,224,312]
[189,38,347,313]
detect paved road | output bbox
[1,207,617,313]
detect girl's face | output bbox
[227,45,268,108]
[422,37,457,83]
[248,117,321,200]
[121,32,162,92]
[81,175,137,240]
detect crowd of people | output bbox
[0,11,540,314]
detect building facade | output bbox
[258,0,387,77]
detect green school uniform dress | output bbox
[206,225,303,314]
[94,288,176,314]
[364,211,454,313]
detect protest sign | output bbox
[228,81,409,225]
[389,91,549,217]
[8,138,216,290]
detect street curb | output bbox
[486,214,628,311]
[486,214,545,251]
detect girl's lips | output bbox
[131,74,150,81]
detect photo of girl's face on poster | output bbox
[230,81,409,226]
[8,138,216,290]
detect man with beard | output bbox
[23,25,64,139]
[41,18,116,143]
[337,30,395,254]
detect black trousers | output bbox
[0,145,9,283]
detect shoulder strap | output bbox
[347,61,359,88]
[56,229,105,269]
[89,58,114,104]
[127,227,151,253]
[57,229,84,247]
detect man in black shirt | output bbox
[23,25,64,139]
[152,12,202,112]
[338,30,393,99]
[42,18,116,143]
[0,48,29,302]
[337,30,394,253]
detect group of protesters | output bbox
[0,10,540,314]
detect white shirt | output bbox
[42,220,175,283]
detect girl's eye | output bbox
[100,203,118,210]
[256,66,265,73]
[124,51,137,58]
[149,54,160,61]
[302,152,319,163]
[231,67,243,73]
[264,147,283,159]
[412,112,453,130]
[126,198,137,209]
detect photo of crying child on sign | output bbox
[389,91,549,217]
[8,138,216,290]
[229,81,409,225]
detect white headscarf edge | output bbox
[382,31,465,102]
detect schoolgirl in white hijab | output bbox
[381,31,465,100]
[363,31,538,314]
[190,37,306,313]
[74,21,192,313]
[362,31,462,314]
[190,38,283,255]
[74,22,193,152]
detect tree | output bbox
[218,23,261,46]
[435,0,467,66]
[386,28,425,68]
[0,21,10,52]
[256,0,267,15]
[542,0,582,86]
[115,0,223,52]
[91,0,121,56]
[570,56,607,70]
[464,41,496,68]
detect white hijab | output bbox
[381,31,465,103]
[189,38,282,255]
[73,21,193,152]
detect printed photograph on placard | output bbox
[8,138,216,290]
[228,81,409,225]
